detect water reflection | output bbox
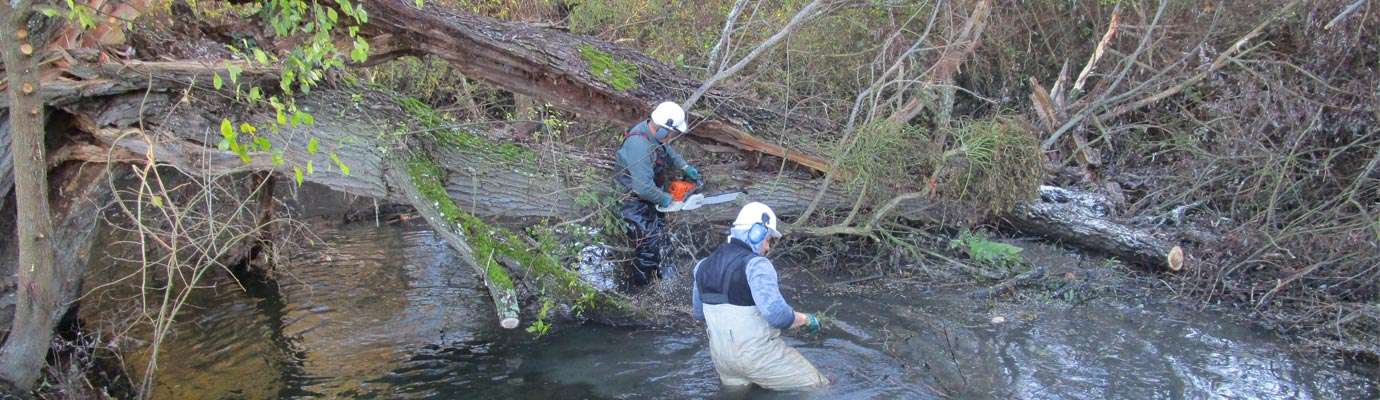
[82,219,1378,399]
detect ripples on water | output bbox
[82,220,1378,399]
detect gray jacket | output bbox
[614,121,689,206]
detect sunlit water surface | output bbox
[81,219,1378,399]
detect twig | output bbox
[1325,0,1367,30]
[1094,0,1303,123]
[1040,0,1168,152]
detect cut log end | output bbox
[1167,246,1185,272]
[500,317,520,330]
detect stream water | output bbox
[80,218,1378,399]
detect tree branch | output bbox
[682,0,835,111]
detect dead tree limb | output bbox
[682,0,835,111]
[886,0,991,127]
[705,0,752,75]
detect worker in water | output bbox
[614,101,703,286]
[692,202,829,391]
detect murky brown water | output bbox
[81,218,1378,399]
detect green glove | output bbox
[802,313,821,334]
[683,165,703,185]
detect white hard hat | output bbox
[733,202,782,239]
[650,101,687,133]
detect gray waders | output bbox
[702,303,828,390]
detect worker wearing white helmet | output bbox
[692,202,829,391]
[614,101,704,286]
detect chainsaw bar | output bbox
[698,191,743,205]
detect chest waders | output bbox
[696,240,829,390]
[614,125,674,286]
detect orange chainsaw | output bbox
[668,180,698,202]
[666,179,743,211]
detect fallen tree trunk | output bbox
[360,0,836,173]
[22,57,1180,336]
[64,87,682,328]
[1004,186,1184,271]
[388,159,521,329]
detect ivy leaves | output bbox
[202,0,376,186]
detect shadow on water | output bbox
[82,218,1378,399]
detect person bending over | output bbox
[613,101,703,286]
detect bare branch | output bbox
[705,0,752,74]
[682,0,836,111]
[1072,7,1120,94]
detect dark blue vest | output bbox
[696,239,758,306]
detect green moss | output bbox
[578,45,639,91]
[398,95,536,165]
[405,156,613,311]
[407,157,514,289]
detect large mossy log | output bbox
[391,157,522,329]
[65,88,685,327]
[360,0,835,173]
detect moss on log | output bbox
[405,155,628,321]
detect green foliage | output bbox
[446,0,562,19]
[835,120,925,191]
[526,300,554,337]
[567,0,727,64]
[398,95,536,165]
[187,0,362,185]
[568,0,900,117]
[37,0,97,30]
[250,0,366,97]
[942,118,1043,214]
[362,56,487,108]
[578,45,639,91]
[573,186,624,243]
[950,231,1024,270]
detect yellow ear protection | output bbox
[747,212,771,244]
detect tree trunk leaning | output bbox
[385,162,522,329]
